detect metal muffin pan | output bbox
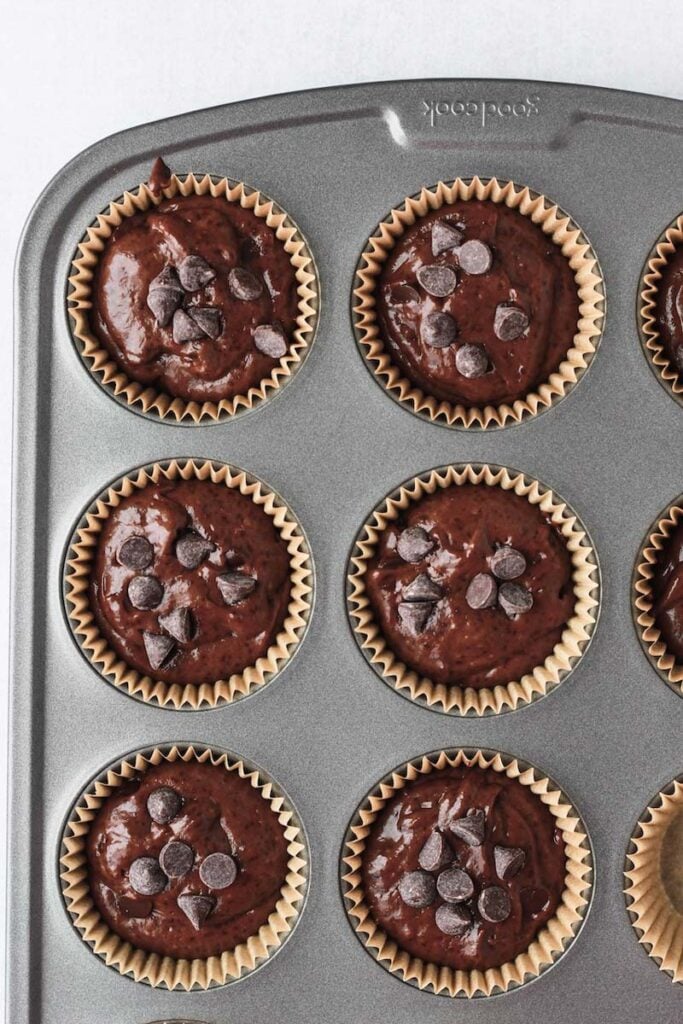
[9,80,683,1023]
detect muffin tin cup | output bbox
[67,171,320,425]
[346,462,600,717]
[59,742,309,990]
[632,495,683,697]
[63,457,314,710]
[340,746,593,998]
[638,213,683,408]
[624,774,683,984]
[352,176,606,430]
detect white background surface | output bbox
[2,0,683,1011]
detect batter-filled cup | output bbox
[638,211,683,408]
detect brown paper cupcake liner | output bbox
[624,775,683,983]
[67,172,319,424]
[341,747,593,998]
[347,463,600,716]
[352,176,605,430]
[63,458,314,710]
[59,743,309,990]
[638,214,683,408]
[632,496,683,696]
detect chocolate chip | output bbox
[147,283,183,327]
[390,283,421,304]
[254,322,288,358]
[490,546,527,581]
[421,311,457,348]
[498,581,534,618]
[175,530,215,569]
[398,870,436,908]
[177,893,216,930]
[189,306,223,340]
[172,307,206,343]
[118,895,153,919]
[128,575,164,610]
[229,266,263,300]
[435,903,472,935]
[436,866,474,903]
[118,536,154,570]
[494,845,526,880]
[150,266,183,294]
[397,526,434,562]
[178,254,215,292]
[416,264,457,297]
[431,220,463,257]
[465,573,498,610]
[494,304,530,341]
[199,852,238,890]
[403,573,443,602]
[129,856,166,896]
[398,600,434,635]
[418,831,451,873]
[478,885,511,923]
[455,343,489,379]
[147,786,182,824]
[449,809,486,846]
[159,840,194,878]
[457,239,493,275]
[158,607,194,644]
[148,156,172,197]
[217,571,257,606]
[142,631,176,671]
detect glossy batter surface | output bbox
[655,246,683,377]
[653,520,683,662]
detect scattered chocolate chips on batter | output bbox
[398,600,435,635]
[398,870,436,908]
[498,581,534,618]
[128,575,164,610]
[416,264,457,297]
[455,343,488,379]
[403,573,443,602]
[494,845,526,880]
[431,219,463,257]
[397,526,434,563]
[175,529,215,569]
[494,303,530,341]
[177,893,216,930]
[147,786,182,824]
[159,840,194,878]
[199,852,238,890]
[118,536,154,570]
[254,322,288,358]
[465,572,498,610]
[158,607,194,644]
[217,571,257,606]
[229,266,263,301]
[421,311,457,348]
[449,808,486,846]
[142,631,176,671]
[489,545,527,580]
[129,857,167,896]
[464,545,533,618]
[178,254,216,292]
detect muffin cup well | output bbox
[638,213,683,408]
[352,176,605,430]
[67,172,319,424]
[625,775,683,983]
[347,463,600,716]
[632,496,683,696]
[341,747,593,998]
[59,743,309,990]
[63,458,314,710]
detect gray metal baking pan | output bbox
[9,79,683,1023]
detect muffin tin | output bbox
[8,80,683,1023]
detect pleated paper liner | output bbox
[347,463,600,717]
[63,458,314,710]
[352,176,605,430]
[624,774,683,984]
[632,495,683,698]
[67,172,319,424]
[638,213,683,409]
[341,747,593,998]
[59,743,309,990]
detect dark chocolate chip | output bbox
[435,903,472,935]
[229,266,263,300]
[455,343,489,379]
[449,809,486,846]
[457,239,493,275]
[494,845,526,880]
[142,631,176,671]
[147,284,183,327]
[216,571,257,606]
[418,831,451,873]
[159,840,194,878]
[173,307,206,343]
[254,322,288,358]
[421,311,457,348]
[465,573,498,610]
[416,264,457,297]
[397,526,434,562]
[398,870,436,908]
[390,283,421,304]
[199,852,238,890]
[498,581,534,618]
[128,575,164,610]
[117,895,153,919]
[431,220,463,257]
[489,545,527,581]
[129,856,166,896]
[149,266,183,294]
[158,607,194,644]
[478,885,512,923]
[118,536,154,570]
[147,786,182,824]
[178,254,215,292]
[398,600,434,635]
[177,893,216,930]
[403,573,444,602]
[189,306,223,340]
[494,304,530,341]
[175,530,215,569]
[436,865,474,903]
[148,156,172,197]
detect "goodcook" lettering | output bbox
[422,95,540,129]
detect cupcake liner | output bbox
[352,176,605,430]
[67,172,319,424]
[632,495,683,696]
[638,214,683,408]
[624,774,683,983]
[59,743,309,990]
[63,458,314,710]
[347,463,600,716]
[341,747,593,998]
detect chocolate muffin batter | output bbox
[365,484,574,688]
[655,246,683,377]
[376,200,579,407]
[362,765,566,970]
[652,520,683,663]
[87,760,289,959]
[89,477,291,684]
[90,190,299,402]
